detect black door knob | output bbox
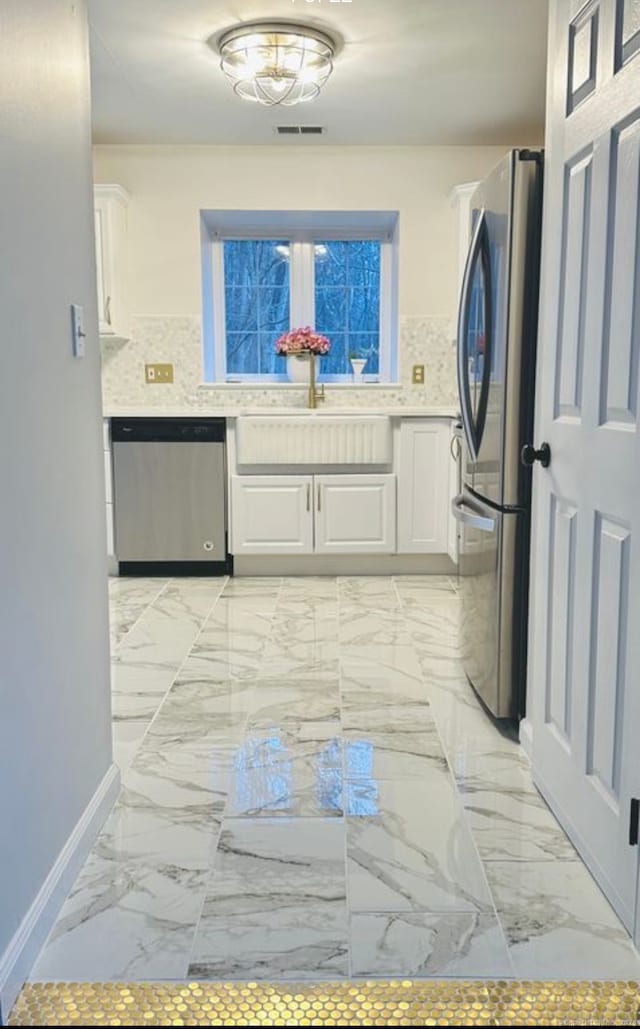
[521,442,551,468]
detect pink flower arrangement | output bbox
[275,326,331,356]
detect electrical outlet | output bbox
[412,364,425,385]
[145,363,174,384]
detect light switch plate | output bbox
[71,304,85,358]
[412,364,425,385]
[145,363,174,383]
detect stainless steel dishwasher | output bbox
[111,418,230,575]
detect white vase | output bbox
[350,358,367,379]
[287,353,317,383]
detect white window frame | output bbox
[202,213,398,384]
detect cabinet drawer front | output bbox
[314,474,396,555]
[231,475,313,555]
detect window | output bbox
[201,212,398,382]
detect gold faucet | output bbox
[307,353,325,410]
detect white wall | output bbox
[93,144,512,320]
[0,0,113,1014]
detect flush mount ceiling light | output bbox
[217,22,335,107]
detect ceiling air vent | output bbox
[274,125,326,136]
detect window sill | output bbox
[198,381,402,391]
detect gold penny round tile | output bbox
[7,980,640,1026]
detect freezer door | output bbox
[452,489,523,719]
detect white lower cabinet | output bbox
[397,419,453,554]
[315,475,396,554]
[231,475,314,555]
[231,473,396,556]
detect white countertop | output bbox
[103,406,459,419]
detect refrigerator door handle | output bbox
[457,207,486,462]
[451,494,496,533]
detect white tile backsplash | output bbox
[101,316,457,411]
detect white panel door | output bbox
[315,474,396,554]
[397,420,450,553]
[529,0,640,938]
[231,475,313,555]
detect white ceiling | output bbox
[88,0,548,145]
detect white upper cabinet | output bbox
[315,474,396,555]
[94,184,130,339]
[397,419,452,554]
[231,475,314,555]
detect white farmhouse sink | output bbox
[235,414,392,465]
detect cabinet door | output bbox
[95,209,109,335]
[231,475,313,555]
[397,420,450,554]
[314,474,396,555]
[94,186,129,338]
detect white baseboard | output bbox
[0,763,120,1023]
[518,717,533,761]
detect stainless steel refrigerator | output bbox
[453,149,543,720]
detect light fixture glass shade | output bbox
[218,24,335,106]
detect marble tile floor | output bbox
[29,575,640,984]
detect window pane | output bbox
[315,241,348,286]
[226,332,259,375]
[314,240,381,373]
[259,335,288,376]
[258,286,289,335]
[320,335,348,376]
[223,240,290,375]
[349,288,379,332]
[224,240,289,287]
[315,287,347,335]
[346,241,381,287]
[225,287,258,333]
[350,333,380,374]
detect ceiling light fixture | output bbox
[217,22,335,107]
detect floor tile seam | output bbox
[109,580,171,654]
[394,599,463,799]
[112,591,221,664]
[401,604,510,966]
[183,827,227,981]
[190,582,286,906]
[120,583,245,769]
[346,906,509,918]
[334,578,355,982]
[164,575,229,597]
